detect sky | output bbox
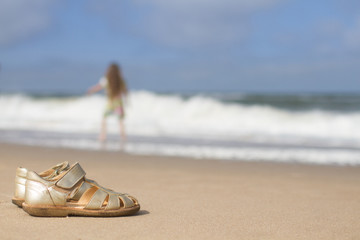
[0,0,360,93]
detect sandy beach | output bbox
[0,143,359,240]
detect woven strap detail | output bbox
[56,163,86,189]
[106,194,120,210]
[119,194,135,208]
[85,189,108,209]
[71,181,92,201]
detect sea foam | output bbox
[1,92,360,164]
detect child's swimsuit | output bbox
[99,77,125,119]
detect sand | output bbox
[0,143,359,240]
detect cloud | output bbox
[0,0,58,46]
[91,0,282,48]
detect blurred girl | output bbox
[87,63,128,142]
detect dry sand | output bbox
[0,143,359,240]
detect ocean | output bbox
[1,91,360,165]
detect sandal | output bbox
[22,162,140,217]
[12,162,70,207]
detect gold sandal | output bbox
[22,163,140,217]
[12,162,70,207]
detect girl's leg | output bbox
[99,118,107,142]
[116,105,126,142]
[119,119,126,142]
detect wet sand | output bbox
[0,143,359,240]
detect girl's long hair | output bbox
[105,63,127,100]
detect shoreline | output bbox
[2,130,360,166]
[0,143,359,239]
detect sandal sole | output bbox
[22,203,140,217]
[12,198,24,208]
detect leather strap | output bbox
[106,194,120,210]
[71,181,92,200]
[43,161,70,180]
[119,194,135,208]
[56,163,86,189]
[85,189,108,209]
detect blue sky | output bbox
[1,0,360,93]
